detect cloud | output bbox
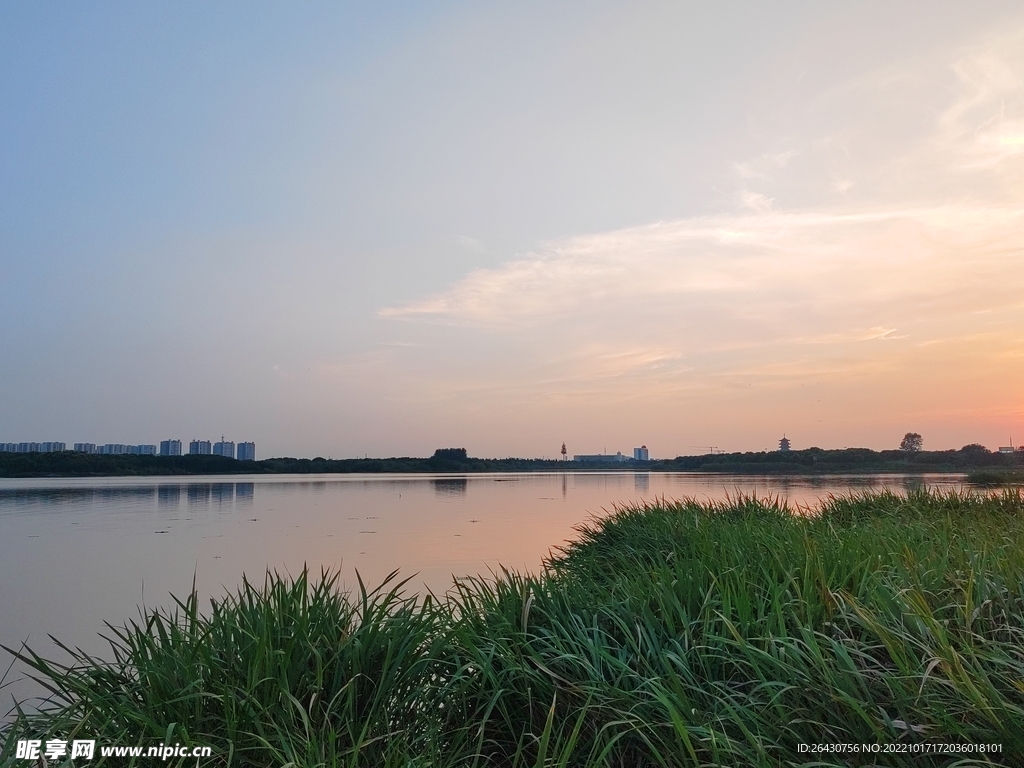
[381,204,1024,330]
[372,22,1024,428]
[734,150,798,180]
[737,190,775,212]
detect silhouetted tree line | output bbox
[662,445,1023,473]
[1,445,1020,478]
[0,452,247,477]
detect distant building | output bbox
[574,451,630,463]
[0,442,66,452]
[189,440,212,455]
[998,446,1015,454]
[236,442,256,461]
[779,436,791,452]
[85,443,155,455]
[160,440,182,457]
[213,439,235,459]
[633,445,649,461]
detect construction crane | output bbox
[685,445,722,455]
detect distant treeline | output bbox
[1,445,1021,478]
[0,451,568,477]
[661,445,1024,474]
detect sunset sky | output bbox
[2,1,1023,458]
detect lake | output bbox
[0,471,964,711]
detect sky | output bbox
[2,1,1023,459]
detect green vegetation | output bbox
[4,489,1024,766]
[662,445,1023,474]
[899,432,924,452]
[966,469,1024,487]
[0,451,568,477]
[2,444,1023,477]
[432,448,469,461]
[0,452,249,477]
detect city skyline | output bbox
[0,438,255,460]
[2,3,1022,458]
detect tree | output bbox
[900,432,923,452]
[959,443,990,455]
[432,448,468,460]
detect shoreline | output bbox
[2,446,1022,479]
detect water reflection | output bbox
[210,483,234,507]
[0,473,962,518]
[0,486,159,511]
[433,477,468,496]
[235,483,254,505]
[187,483,210,506]
[0,482,262,514]
[157,485,180,508]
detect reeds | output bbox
[4,489,1024,767]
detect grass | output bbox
[3,489,1024,767]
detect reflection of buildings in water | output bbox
[187,484,211,506]
[562,473,567,500]
[93,487,155,501]
[569,472,631,489]
[93,487,157,507]
[235,482,255,505]
[633,472,650,494]
[0,486,157,512]
[157,485,181,508]
[0,487,88,511]
[432,478,467,496]
[210,483,235,506]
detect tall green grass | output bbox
[3,489,1023,767]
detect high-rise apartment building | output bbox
[0,442,66,453]
[633,445,649,461]
[2,437,253,459]
[189,440,212,455]
[160,439,182,456]
[213,440,235,459]
[74,443,154,455]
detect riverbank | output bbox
[2,445,1022,477]
[3,489,1022,766]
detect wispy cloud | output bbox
[369,23,1024,448]
[381,204,1024,331]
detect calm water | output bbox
[0,471,964,710]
